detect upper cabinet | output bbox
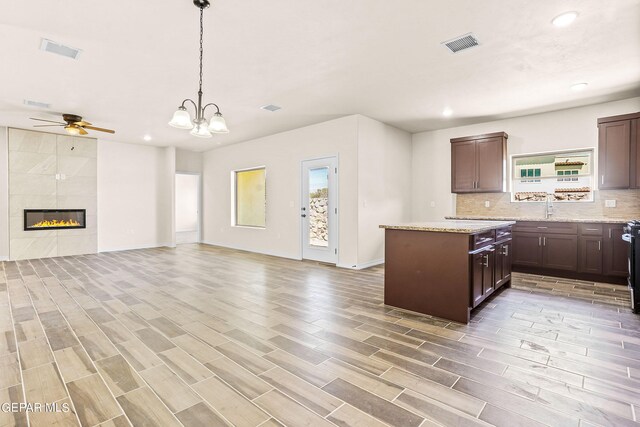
[597,112,640,190]
[451,131,508,193]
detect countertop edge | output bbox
[380,221,515,234]
[446,216,631,224]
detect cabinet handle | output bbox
[543,237,546,246]
[483,254,489,267]
[601,175,604,186]
[503,246,509,256]
[585,228,599,231]
[537,226,548,229]
[598,240,601,251]
[609,229,612,239]
[538,237,542,246]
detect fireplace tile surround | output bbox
[8,128,97,260]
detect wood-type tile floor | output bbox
[1,244,639,427]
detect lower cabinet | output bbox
[495,239,512,287]
[512,221,627,282]
[471,237,512,308]
[578,236,603,274]
[603,224,628,277]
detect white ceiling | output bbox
[1,0,639,151]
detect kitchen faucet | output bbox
[544,194,554,219]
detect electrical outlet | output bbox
[605,199,617,208]
[429,201,436,208]
[484,201,491,208]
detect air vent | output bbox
[23,99,51,109]
[442,33,480,53]
[39,38,82,59]
[260,104,281,112]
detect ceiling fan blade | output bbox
[33,124,64,127]
[30,118,65,124]
[74,121,92,126]
[83,125,115,134]
[78,127,88,136]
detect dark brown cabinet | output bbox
[598,112,640,190]
[451,132,508,193]
[471,246,495,308]
[495,239,512,288]
[603,224,628,277]
[512,221,627,283]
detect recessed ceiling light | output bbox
[442,108,453,117]
[261,104,281,112]
[570,82,588,91]
[143,135,152,141]
[552,11,578,28]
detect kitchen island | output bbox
[380,220,515,323]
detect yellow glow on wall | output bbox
[235,168,266,227]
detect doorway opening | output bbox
[175,173,200,244]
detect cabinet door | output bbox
[512,232,542,267]
[578,236,603,274]
[471,252,485,307]
[495,240,512,287]
[483,250,495,296]
[598,120,630,189]
[476,137,504,192]
[451,141,477,193]
[542,234,578,271]
[603,224,628,277]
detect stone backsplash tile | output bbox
[456,189,640,220]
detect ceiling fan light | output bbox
[64,125,81,135]
[169,107,193,129]
[208,113,229,134]
[190,120,212,138]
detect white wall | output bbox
[357,116,412,267]
[0,127,8,260]
[176,148,203,173]
[412,97,640,221]
[98,141,175,252]
[202,115,360,266]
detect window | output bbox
[234,167,266,227]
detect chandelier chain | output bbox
[198,5,204,94]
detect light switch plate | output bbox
[605,199,616,208]
[429,201,436,208]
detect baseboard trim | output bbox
[337,258,384,270]
[200,241,302,261]
[98,243,173,253]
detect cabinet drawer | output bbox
[578,223,603,236]
[495,226,512,242]
[472,230,495,250]
[514,221,578,234]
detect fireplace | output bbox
[24,209,86,231]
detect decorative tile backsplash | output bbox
[456,189,640,220]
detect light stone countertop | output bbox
[379,220,515,234]
[446,216,631,224]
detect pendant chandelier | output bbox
[169,0,229,138]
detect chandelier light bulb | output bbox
[208,113,229,133]
[168,107,193,129]
[190,120,212,138]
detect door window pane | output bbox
[235,168,266,227]
[309,167,328,247]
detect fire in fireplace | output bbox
[24,209,86,231]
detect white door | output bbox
[175,173,200,244]
[302,157,338,263]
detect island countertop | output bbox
[445,215,631,224]
[379,220,515,234]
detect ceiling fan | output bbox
[30,114,115,136]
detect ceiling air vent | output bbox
[39,38,82,59]
[442,33,480,53]
[260,104,282,112]
[23,99,51,109]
